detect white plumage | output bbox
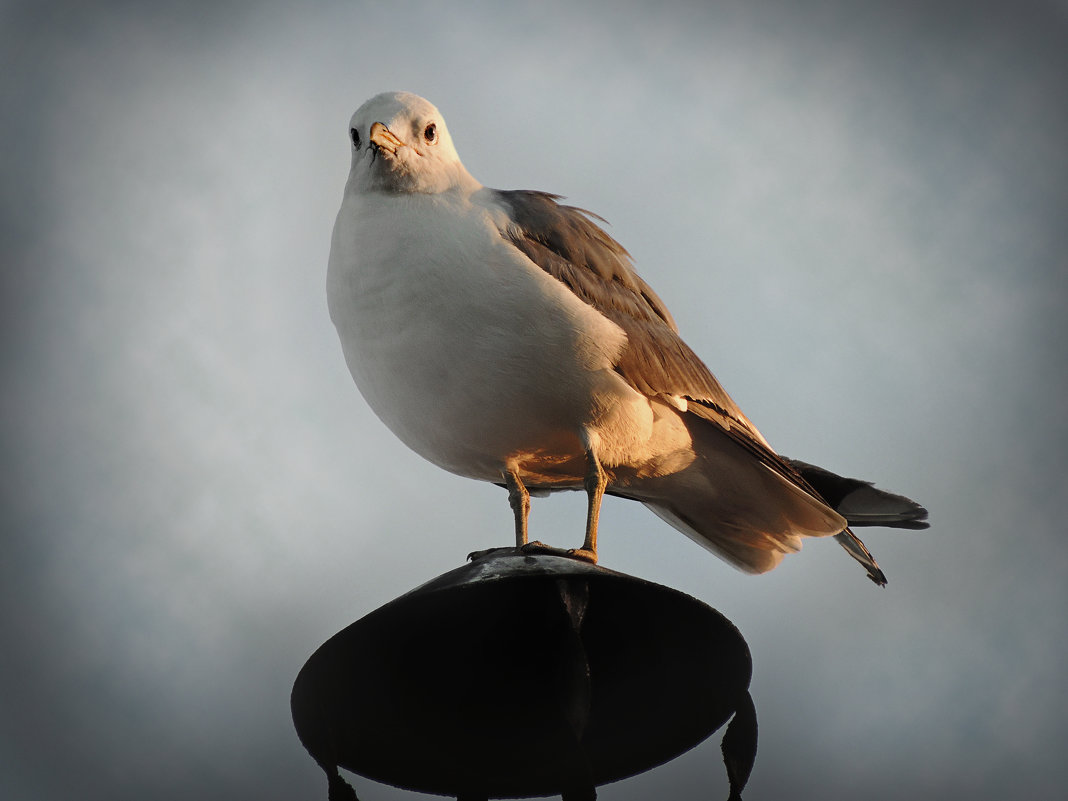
[328,91,927,584]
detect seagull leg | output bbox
[570,444,606,564]
[511,445,603,565]
[504,467,530,547]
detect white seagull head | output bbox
[346,91,479,195]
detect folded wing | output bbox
[492,189,925,584]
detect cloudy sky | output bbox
[2,1,1066,799]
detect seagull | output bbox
[327,91,928,585]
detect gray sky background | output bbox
[2,1,1066,799]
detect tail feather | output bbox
[619,417,848,576]
[786,459,930,530]
[614,412,928,585]
[833,530,887,586]
[643,501,799,575]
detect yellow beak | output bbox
[369,122,406,155]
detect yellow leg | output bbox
[504,467,530,547]
[574,444,606,563]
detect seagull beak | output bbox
[369,122,406,156]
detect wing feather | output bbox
[494,190,754,428]
[492,189,889,585]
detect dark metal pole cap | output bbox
[291,548,757,800]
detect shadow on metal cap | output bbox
[291,548,757,800]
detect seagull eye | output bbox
[423,123,437,143]
[350,127,361,149]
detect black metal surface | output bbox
[291,549,756,799]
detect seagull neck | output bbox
[348,170,482,200]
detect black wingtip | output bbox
[833,530,888,587]
[867,568,888,587]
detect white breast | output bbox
[327,191,634,482]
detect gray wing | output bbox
[492,190,757,434]
[492,189,889,584]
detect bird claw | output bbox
[565,548,598,564]
[520,541,598,564]
[467,543,599,564]
[466,546,513,562]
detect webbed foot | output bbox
[520,541,598,564]
[466,546,513,562]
